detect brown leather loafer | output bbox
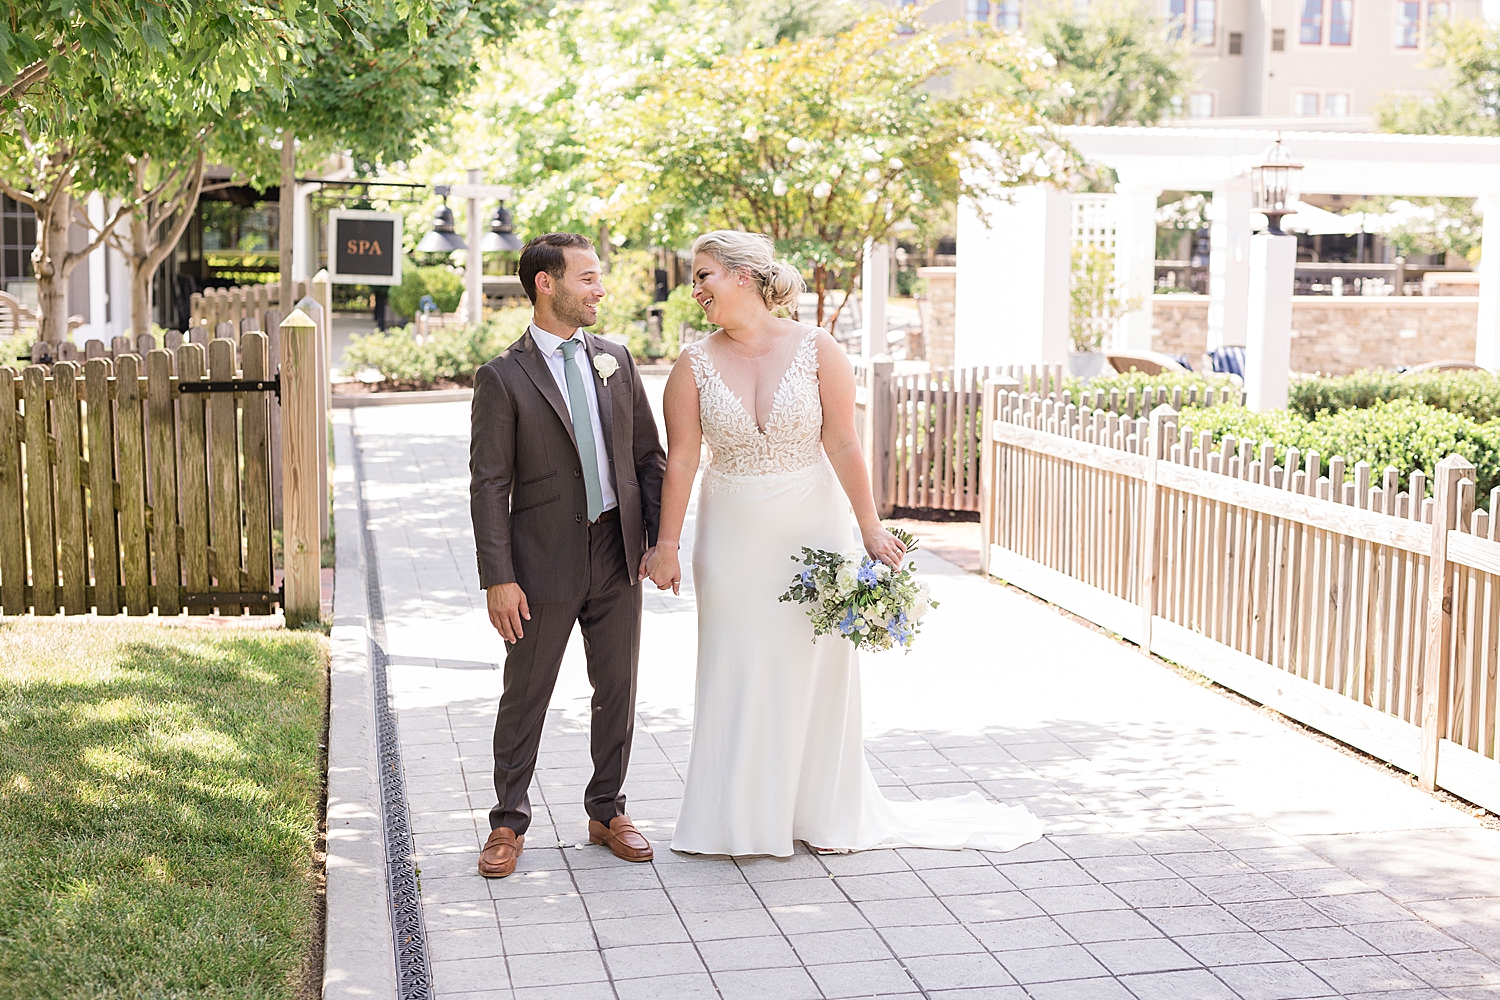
[588,815,653,862]
[478,827,524,878]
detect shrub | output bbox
[1065,369,1238,402]
[1289,369,1500,424]
[661,283,710,341]
[388,264,465,320]
[1176,399,1500,502]
[342,309,531,389]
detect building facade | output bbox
[901,0,1484,119]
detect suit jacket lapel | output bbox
[584,335,624,470]
[514,331,577,447]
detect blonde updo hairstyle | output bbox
[691,230,806,312]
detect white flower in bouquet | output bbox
[779,529,939,653]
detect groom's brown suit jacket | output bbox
[469,329,665,603]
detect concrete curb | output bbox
[322,409,398,999]
[332,388,473,408]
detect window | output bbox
[1324,92,1351,116]
[1228,31,1243,54]
[1166,0,1187,40]
[1299,1,1353,46]
[1294,92,1321,115]
[1187,92,1215,117]
[965,0,990,21]
[1192,0,1216,45]
[1397,1,1421,47]
[1300,0,1323,43]
[1,194,36,288]
[997,0,1021,31]
[1396,2,1446,48]
[1329,0,1352,44]
[1272,27,1286,50]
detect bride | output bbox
[643,230,1043,858]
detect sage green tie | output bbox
[559,339,604,523]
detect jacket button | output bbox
[574,469,581,477]
[575,514,582,523]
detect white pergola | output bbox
[955,125,1500,371]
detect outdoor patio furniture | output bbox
[1104,348,1191,376]
[1207,345,1247,379]
[1401,359,1486,375]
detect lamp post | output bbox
[418,174,519,324]
[1245,138,1304,411]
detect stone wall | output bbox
[919,266,956,369]
[1148,295,1481,375]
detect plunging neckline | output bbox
[697,330,816,436]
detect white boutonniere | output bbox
[593,352,620,386]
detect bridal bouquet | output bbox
[778,528,937,653]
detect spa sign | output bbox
[327,210,403,286]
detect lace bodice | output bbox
[686,330,824,478]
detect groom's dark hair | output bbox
[519,232,596,304]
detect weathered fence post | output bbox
[865,360,894,517]
[1137,404,1177,655]
[281,308,322,626]
[308,270,333,541]
[1420,453,1475,790]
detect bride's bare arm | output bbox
[644,353,703,593]
[815,332,905,568]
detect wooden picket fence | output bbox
[980,384,1500,813]
[0,335,277,616]
[190,280,307,340]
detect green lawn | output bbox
[0,620,327,1000]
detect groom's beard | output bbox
[553,286,598,329]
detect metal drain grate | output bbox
[351,425,433,999]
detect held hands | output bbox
[862,524,907,569]
[640,543,682,595]
[486,582,531,643]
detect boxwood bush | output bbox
[1175,399,1500,502]
[1064,369,1239,403]
[342,309,531,389]
[1289,369,1500,423]
[388,264,465,320]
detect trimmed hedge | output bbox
[1064,369,1238,401]
[1176,399,1500,502]
[388,264,465,320]
[342,309,531,389]
[1288,369,1500,424]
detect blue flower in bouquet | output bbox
[885,609,913,646]
[856,559,881,587]
[838,607,860,635]
[800,569,815,589]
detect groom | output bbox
[469,232,666,878]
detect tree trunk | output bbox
[129,203,153,337]
[34,190,70,344]
[814,263,826,327]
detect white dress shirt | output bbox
[528,323,618,512]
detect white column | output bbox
[1476,192,1500,371]
[292,182,315,282]
[1113,183,1161,351]
[1245,233,1296,410]
[86,193,107,343]
[861,238,889,361]
[955,185,1071,368]
[466,168,484,327]
[1208,178,1253,350]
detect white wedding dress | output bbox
[670,330,1045,857]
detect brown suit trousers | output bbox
[469,330,665,834]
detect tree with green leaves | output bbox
[454,5,1071,325]
[1026,0,1191,127]
[1375,18,1500,136]
[1,0,526,340]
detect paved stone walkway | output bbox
[350,396,1500,1000]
